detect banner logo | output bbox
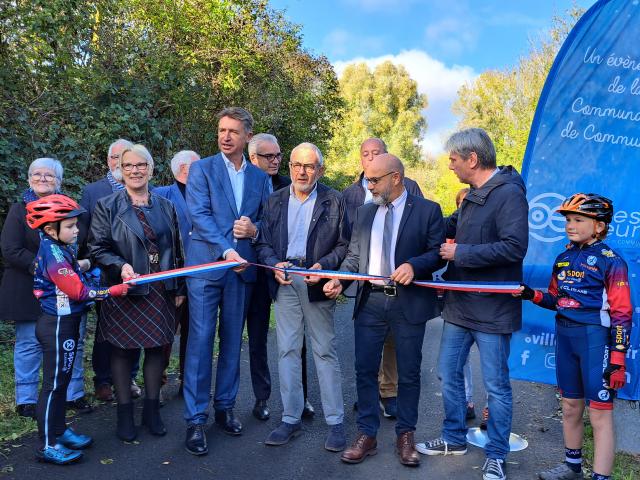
[528,192,566,243]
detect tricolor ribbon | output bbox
[124,260,521,294]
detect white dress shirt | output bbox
[222,152,247,213]
[368,189,407,282]
[361,176,373,204]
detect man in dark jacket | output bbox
[342,137,423,419]
[324,153,444,466]
[257,143,350,452]
[246,133,313,421]
[77,138,141,402]
[419,128,528,480]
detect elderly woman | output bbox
[88,144,185,441]
[0,158,91,419]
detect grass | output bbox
[582,419,640,479]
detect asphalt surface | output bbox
[1,299,565,480]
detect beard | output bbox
[371,185,392,205]
[293,181,315,194]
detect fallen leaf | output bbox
[100,458,114,465]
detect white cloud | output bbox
[424,18,478,57]
[334,49,477,156]
[342,0,423,13]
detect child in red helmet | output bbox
[26,194,129,465]
[517,193,632,480]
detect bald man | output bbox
[324,153,444,467]
[342,138,424,418]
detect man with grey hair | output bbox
[246,134,314,421]
[78,138,141,403]
[257,142,350,451]
[419,128,528,480]
[184,107,271,455]
[155,150,200,394]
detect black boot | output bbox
[116,403,137,442]
[142,399,166,436]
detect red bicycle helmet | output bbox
[556,193,613,223]
[26,194,86,230]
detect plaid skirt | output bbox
[97,282,175,349]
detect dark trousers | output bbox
[354,288,426,437]
[246,276,309,401]
[162,299,189,384]
[92,303,140,387]
[36,313,81,447]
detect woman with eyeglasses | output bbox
[88,144,185,441]
[0,158,92,419]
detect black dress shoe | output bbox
[214,409,242,435]
[185,425,208,456]
[302,399,315,418]
[252,400,270,421]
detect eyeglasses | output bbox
[364,171,397,185]
[121,162,149,172]
[30,172,56,182]
[257,152,282,162]
[289,162,318,173]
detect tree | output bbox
[324,61,427,189]
[452,8,583,171]
[0,0,342,225]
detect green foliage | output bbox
[0,0,341,225]
[324,61,426,189]
[451,8,583,171]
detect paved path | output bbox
[1,300,565,479]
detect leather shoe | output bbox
[214,409,242,435]
[397,431,420,466]
[185,424,208,456]
[341,433,377,464]
[252,399,270,421]
[302,399,315,418]
[94,383,114,402]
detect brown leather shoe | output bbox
[95,383,114,402]
[341,433,377,464]
[397,431,420,466]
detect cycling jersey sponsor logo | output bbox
[57,268,73,276]
[557,271,566,281]
[597,389,610,401]
[89,290,97,298]
[580,263,599,272]
[558,297,581,308]
[556,261,570,267]
[63,339,75,351]
[587,255,597,266]
[51,244,65,262]
[601,249,615,258]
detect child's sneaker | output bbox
[538,463,583,479]
[35,444,83,465]
[56,428,93,450]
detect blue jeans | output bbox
[438,321,512,460]
[14,316,87,405]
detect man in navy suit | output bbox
[183,107,271,456]
[324,153,444,467]
[154,150,200,394]
[78,138,142,404]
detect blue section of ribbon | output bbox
[512,0,640,400]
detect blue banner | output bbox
[508,0,640,400]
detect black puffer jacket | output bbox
[88,189,184,296]
[443,166,529,334]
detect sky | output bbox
[269,0,596,155]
